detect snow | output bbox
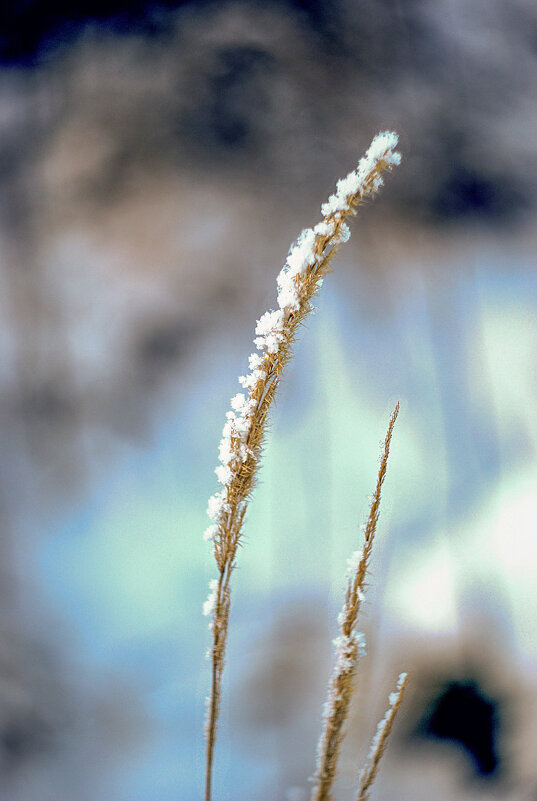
[202,579,219,617]
[203,524,218,542]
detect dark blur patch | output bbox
[191,45,275,151]
[18,383,76,424]
[0,0,186,65]
[418,680,501,777]
[432,168,524,224]
[0,632,72,780]
[1,713,55,769]
[343,0,449,80]
[0,0,331,66]
[137,318,197,379]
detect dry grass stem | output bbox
[202,132,401,801]
[356,672,409,801]
[311,403,399,801]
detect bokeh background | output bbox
[1,1,537,799]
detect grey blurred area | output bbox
[1,1,537,798]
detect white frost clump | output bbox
[215,464,233,486]
[275,223,327,312]
[238,368,264,390]
[207,490,229,521]
[203,579,219,617]
[388,671,407,705]
[365,131,400,164]
[254,309,286,353]
[230,392,246,412]
[345,548,363,580]
[248,352,263,370]
[286,228,318,274]
[203,523,219,542]
[255,309,285,337]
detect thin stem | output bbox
[311,404,399,801]
[205,655,218,801]
[356,673,409,801]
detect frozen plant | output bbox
[312,404,404,801]
[356,672,409,801]
[202,131,405,801]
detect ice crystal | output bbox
[203,579,219,617]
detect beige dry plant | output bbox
[312,404,406,801]
[202,131,407,801]
[356,669,409,801]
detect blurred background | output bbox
[1,0,537,799]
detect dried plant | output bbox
[202,131,403,801]
[356,672,409,801]
[312,404,403,801]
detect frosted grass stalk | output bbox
[202,132,401,801]
[356,672,409,801]
[311,404,399,801]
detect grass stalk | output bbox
[356,672,409,801]
[202,132,402,801]
[311,403,399,801]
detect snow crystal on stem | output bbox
[345,548,363,579]
[367,716,389,760]
[238,368,264,389]
[397,671,408,687]
[203,579,219,617]
[230,393,246,412]
[254,332,278,353]
[203,524,219,542]
[286,228,317,275]
[366,671,408,760]
[207,491,229,521]
[365,131,401,165]
[215,464,233,486]
[389,672,408,705]
[313,219,336,238]
[248,352,264,371]
[218,436,233,466]
[255,309,285,337]
[253,309,287,353]
[276,278,300,312]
